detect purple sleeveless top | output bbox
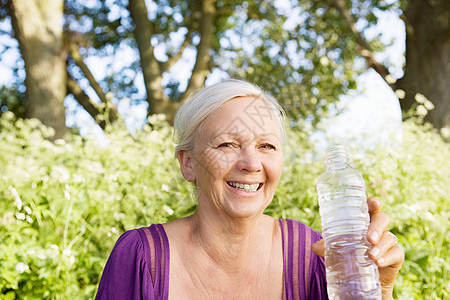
[96,219,328,299]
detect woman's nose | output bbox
[236,146,262,172]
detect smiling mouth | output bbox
[227,182,263,192]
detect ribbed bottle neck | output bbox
[326,145,349,170]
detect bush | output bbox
[0,112,448,299]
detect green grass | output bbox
[1,112,448,299]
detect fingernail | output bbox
[369,231,379,243]
[373,198,381,207]
[370,247,380,258]
[377,257,385,265]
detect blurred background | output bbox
[0,0,449,299]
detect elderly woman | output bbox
[96,80,404,299]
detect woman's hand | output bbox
[312,197,404,300]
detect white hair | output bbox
[174,79,286,156]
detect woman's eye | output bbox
[218,142,234,148]
[260,143,276,150]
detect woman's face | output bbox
[181,96,284,219]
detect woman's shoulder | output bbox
[114,225,154,244]
[106,224,167,261]
[96,226,162,299]
[111,228,143,253]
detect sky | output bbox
[0,5,405,151]
[309,9,405,151]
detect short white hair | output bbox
[174,79,286,156]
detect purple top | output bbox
[96,219,328,299]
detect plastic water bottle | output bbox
[316,145,381,300]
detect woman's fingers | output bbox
[369,231,399,263]
[367,197,390,244]
[377,243,404,299]
[312,239,325,257]
[367,197,382,213]
[376,242,404,268]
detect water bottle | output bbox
[316,145,381,299]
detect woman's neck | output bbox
[187,209,273,276]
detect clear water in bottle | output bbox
[317,145,381,300]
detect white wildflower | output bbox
[385,74,397,84]
[73,173,85,183]
[395,89,405,99]
[414,93,427,104]
[3,111,15,120]
[319,56,329,66]
[15,213,26,220]
[161,184,170,192]
[163,205,174,216]
[424,100,435,111]
[64,190,71,201]
[416,105,428,116]
[440,127,450,139]
[50,244,59,251]
[424,211,434,221]
[54,139,66,145]
[26,216,33,223]
[15,262,29,273]
[51,165,70,183]
[24,206,32,214]
[63,249,72,257]
[37,251,46,260]
[408,203,420,214]
[9,186,22,210]
[26,118,41,128]
[88,162,105,173]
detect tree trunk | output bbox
[396,0,450,131]
[9,0,67,139]
[180,0,216,105]
[128,0,172,118]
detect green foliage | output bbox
[3,0,397,124]
[0,113,191,298]
[1,113,448,299]
[0,86,25,119]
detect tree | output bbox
[332,0,450,134]
[0,0,361,135]
[127,0,216,121]
[8,0,67,139]
[1,0,449,137]
[396,0,449,132]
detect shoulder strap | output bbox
[140,224,170,299]
[280,219,313,300]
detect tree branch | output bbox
[333,0,396,90]
[68,42,119,122]
[159,26,194,73]
[180,0,216,104]
[66,71,106,129]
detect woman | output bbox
[96,80,404,299]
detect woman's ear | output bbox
[177,150,196,182]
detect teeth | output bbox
[228,182,260,192]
